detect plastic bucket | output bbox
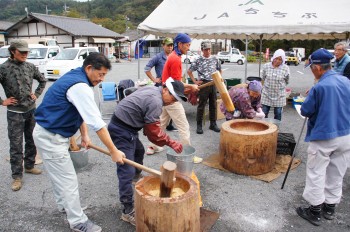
[69,147,89,170]
[166,145,195,176]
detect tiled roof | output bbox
[29,13,122,38]
[0,21,15,31]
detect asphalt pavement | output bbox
[0,59,349,232]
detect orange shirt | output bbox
[162,51,182,84]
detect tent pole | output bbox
[259,34,263,77]
[137,29,140,79]
[244,35,248,82]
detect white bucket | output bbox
[69,147,89,170]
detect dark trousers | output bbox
[7,109,36,179]
[262,104,283,121]
[196,85,217,122]
[108,121,144,212]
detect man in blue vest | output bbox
[333,41,350,79]
[33,53,125,232]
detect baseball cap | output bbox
[305,48,334,68]
[10,40,30,52]
[201,40,211,50]
[165,77,187,102]
[163,37,173,45]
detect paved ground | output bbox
[0,60,349,232]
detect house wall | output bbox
[6,21,115,58]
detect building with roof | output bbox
[0,21,14,46]
[5,13,124,58]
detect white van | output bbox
[27,44,60,75]
[45,47,99,80]
[0,44,60,75]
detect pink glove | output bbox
[257,107,263,113]
[168,140,183,153]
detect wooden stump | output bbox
[135,174,200,232]
[220,119,278,175]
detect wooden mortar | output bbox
[135,173,200,232]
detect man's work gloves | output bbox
[143,122,183,153]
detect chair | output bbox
[98,82,119,120]
[123,87,138,98]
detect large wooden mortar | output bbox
[135,174,200,232]
[220,119,278,175]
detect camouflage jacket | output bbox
[0,58,47,112]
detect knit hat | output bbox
[248,80,262,93]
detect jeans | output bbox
[262,104,283,121]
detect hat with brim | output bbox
[10,40,30,52]
[165,77,187,102]
[163,37,173,46]
[304,48,334,68]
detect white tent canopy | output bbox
[138,0,350,41]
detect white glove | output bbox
[255,111,265,119]
[257,107,263,113]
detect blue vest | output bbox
[334,53,350,75]
[35,67,93,137]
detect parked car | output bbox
[181,51,199,64]
[45,47,99,80]
[217,47,245,65]
[27,44,60,75]
[0,45,10,64]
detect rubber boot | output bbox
[196,121,203,134]
[209,121,220,132]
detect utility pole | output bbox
[45,5,51,15]
[63,3,69,16]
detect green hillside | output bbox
[0,0,162,33]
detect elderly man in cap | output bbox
[108,77,184,226]
[0,39,47,191]
[333,41,350,79]
[220,80,265,120]
[144,37,178,146]
[146,33,200,162]
[187,40,222,134]
[296,48,350,226]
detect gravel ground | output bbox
[0,60,349,232]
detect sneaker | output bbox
[193,156,203,164]
[322,203,335,220]
[11,178,22,191]
[121,209,136,226]
[71,219,102,232]
[296,206,321,226]
[146,146,164,155]
[132,173,144,185]
[25,167,42,175]
[166,124,178,132]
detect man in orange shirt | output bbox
[147,33,202,163]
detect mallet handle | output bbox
[88,143,162,178]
